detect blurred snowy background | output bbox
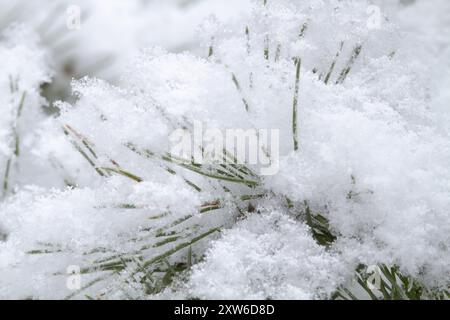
[0,0,253,103]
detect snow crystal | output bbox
[185,211,346,300]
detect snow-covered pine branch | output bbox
[0,0,448,300]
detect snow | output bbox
[0,25,52,193]
[184,211,346,300]
[0,0,449,299]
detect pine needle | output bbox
[292,57,301,152]
[336,44,362,84]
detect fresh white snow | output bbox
[0,0,448,300]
